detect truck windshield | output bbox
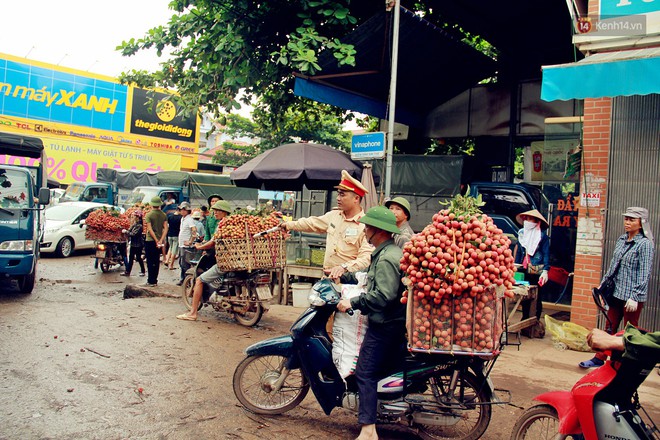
[61,183,85,202]
[0,168,32,209]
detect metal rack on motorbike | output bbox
[404,284,513,437]
[85,226,127,273]
[182,225,286,326]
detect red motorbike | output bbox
[510,290,658,439]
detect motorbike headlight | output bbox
[308,290,326,306]
[0,240,30,251]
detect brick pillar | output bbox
[571,97,612,328]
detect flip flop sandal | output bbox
[176,314,197,321]
[579,358,604,368]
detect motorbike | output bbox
[94,241,125,273]
[232,279,508,440]
[510,289,659,440]
[181,248,272,327]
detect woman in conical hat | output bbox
[514,209,551,325]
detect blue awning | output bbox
[541,47,660,101]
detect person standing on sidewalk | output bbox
[144,196,168,287]
[385,196,415,249]
[176,202,198,286]
[580,206,654,368]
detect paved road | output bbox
[0,252,657,439]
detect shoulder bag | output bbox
[595,242,634,305]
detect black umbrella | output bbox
[230,143,365,191]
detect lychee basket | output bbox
[215,235,286,272]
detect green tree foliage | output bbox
[211,108,351,166]
[118,0,359,120]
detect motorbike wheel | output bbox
[233,355,309,415]
[100,262,110,273]
[233,299,264,327]
[181,275,201,311]
[414,371,492,440]
[510,404,570,440]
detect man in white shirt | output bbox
[177,202,198,286]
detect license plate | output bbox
[95,251,106,258]
[256,285,272,300]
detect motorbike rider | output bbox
[176,200,232,321]
[334,206,407,440]
[588,324,660,364]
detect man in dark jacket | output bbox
[335,206,406,440]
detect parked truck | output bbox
[122,171,258,211]
[58,181,119,205]
[0,132,51,293]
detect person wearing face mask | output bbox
[579,206,654,369]
[514,209,551,323]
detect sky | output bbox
[0,0,175,77]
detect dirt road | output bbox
[1,252,657,439]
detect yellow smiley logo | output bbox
[156,100,176,122]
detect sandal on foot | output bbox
[176,314,197,321]
[579,358,604,368]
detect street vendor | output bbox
[334,206,406,440]
[204,194,223,241]
[177,200,232,321]
[514,209,550,323]
[280,170,372,278]
[385,196,415,249]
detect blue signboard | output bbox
[351,132,386,159]
[0,58,128,133]
[600,0,659,16]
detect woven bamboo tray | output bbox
[215,235,286,271]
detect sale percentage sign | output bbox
[47,157,67,180]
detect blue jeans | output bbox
[355,321,406,425]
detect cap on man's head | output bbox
[211,200,232,214]
[149,196,163,207]
[385,196,412,220]
[191,210,202,220]
[334,170,368,197]
[178,201,192,211]
[622,207,648,220]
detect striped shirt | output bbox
[604,233,654,302]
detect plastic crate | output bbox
[407,285,504,357]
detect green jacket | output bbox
[205,215,219,241]
[342,239,406,326]
[622,323,660,364]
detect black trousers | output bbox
[355,321,406,425]
[144,241,160,284]
[125,245,145,275]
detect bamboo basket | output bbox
[215,234,286,271]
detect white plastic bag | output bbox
[332,272,369,378]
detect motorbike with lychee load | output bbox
[232,278,510,440]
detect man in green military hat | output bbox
[144,196,169,287]
[384,196,415,249]
[334,206,406,440]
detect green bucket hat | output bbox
[211,200,232,214]
[359,206,400,234]
[149,196,163,207]
[384,196,411,220]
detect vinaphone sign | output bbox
[0,53,199,184]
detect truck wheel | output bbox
[56,237,74,258]
[18,269,36,294]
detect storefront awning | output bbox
[294,6,497,128]
[541,47,660,101]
